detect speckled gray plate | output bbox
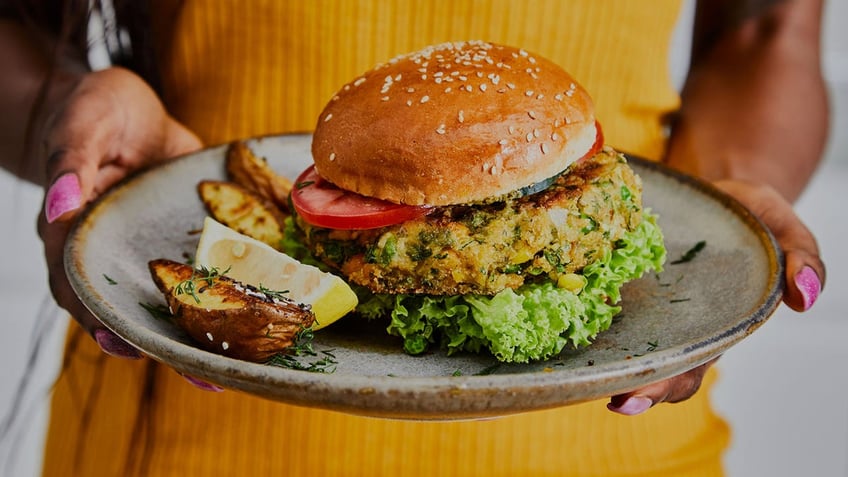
[65,134,783,420]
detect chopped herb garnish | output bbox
[174,265,231,304]
[671,240,706,265]
[266,326,337,373]
[452,369,463,377]
[103,274,117,285]
[475,363,502,376]
[139,301,174,322]
[258,284,289,301]
[670,298,691,303]
[295,180,315,190]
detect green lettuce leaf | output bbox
[284,212,666,363]
[355,212,666,363]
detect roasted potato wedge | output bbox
[225,141,293,212]
[198,180,287,250]
[149,258,315,362]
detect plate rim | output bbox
[64,133,785,419]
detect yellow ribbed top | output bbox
[42,2,731,476]
[151,0,681,160]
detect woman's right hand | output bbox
[35,67,202,358]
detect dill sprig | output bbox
[671,240,706,265]
[257,284,290,302]
[139,301,174,323]
[174,265,232,304]
[266,326,337,373]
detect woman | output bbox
[0,1,827,475]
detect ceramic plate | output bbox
[65,134,783,420]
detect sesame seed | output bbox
[530,73,538,80]
[555,93,564,101]
[536,94,544,100]
[353,77,366,87]
[526,132,534,142]
[329,153,336,161]
[459,75,468,81]
[206,332,214,341]
[420,95,430,103]
[421,74,427,80]
[436,125,446,134]
[498,139,508,145]
[480,83,487,92]
[528,110,537,119]
[490,165,498,175]
[324,113,333,122]
[551,132,560,141]
[541,143,549,154]
[458,110,464,123]
[407,100,413,106]
[482,163,490,172]
[528,56,536,64]
[445,87,453,93]
[465,85,473,92]
[507,83,516,89]
[533,128,540,138]
[222,341,229,350]
[519,49,528,57]
[525,90,534,97]
[395,74,402,81]
[554,118,563,128]
[435,78,443,84]
[381,96,390,101]
[565,89,574,97]
[407,87,415,93]
[508,125,516,134]
[332,95,340,101]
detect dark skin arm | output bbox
[0,13,201,357]
[1,2,827,402]
[609,0,827,414]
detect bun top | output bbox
[311,41,597,206]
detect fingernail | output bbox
[794,266,821,311]
[607,396,653,416]
[94,329,142,359]
[45,172,81,223]
[180,373,224,392]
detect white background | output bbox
[1,1,847,475]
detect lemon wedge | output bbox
[194,216,357,330]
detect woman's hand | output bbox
[608,179,825,415]
[35,67,202,358]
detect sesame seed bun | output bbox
[311,41,597,206]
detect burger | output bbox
[285,41,666,363]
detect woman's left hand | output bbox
[607,179,825,415]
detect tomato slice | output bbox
[292,121,603,231]
[576,120,604,164]
[290,166,432,230]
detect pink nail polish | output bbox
[45,173,82,223]
[607,396,653,416]
[180,373,224,392]
[794,266,821,311]
[94,329,142,359]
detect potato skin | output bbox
[225,141,293,213]
[198,180,287,250]
[149,259,315,362]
